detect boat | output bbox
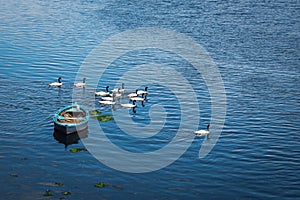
[53,103,89,134]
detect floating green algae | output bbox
[62,191,71,195]
[69,147,87,153]
[89,110,101,115]
[95,114,114,122]
[43,189,52,196]
[94,182,106,188]
[89,110,114,122]
[10,173,18,177]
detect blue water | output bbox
[1,0,299,199]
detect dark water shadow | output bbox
[53,128,88,148]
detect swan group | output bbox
[49,77,87,88]
[49,79,148,108]
[95,83,148,111]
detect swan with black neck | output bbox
[49,77,62,87]
[128,89,139,98]
[74,78,86,87]
[137,87,148,95]
[95,86,110,96]
[194,124,210,136]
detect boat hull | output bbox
[54,121,88,134]
[53,104,89,135]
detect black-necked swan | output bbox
[194,124,210,136]
[128,89,138,98]
[121,100,136,108]
[49,77,62,87]
[95,86,110,96]
[74,78,86,87]
[137,86,148,95]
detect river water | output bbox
[0,0,299,199]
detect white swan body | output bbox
[130,94,145,101]
[102,93,116,101]
[130,97,144,101]
[95,86,110,96]
[194,125,210,136]
[109,89,122,98]
[111,88,119,93]
[113,93,122,98]
[101,96,114,101]
[49,77,62,87]
[121,100,136,108]
[194,130,209,136]
[137,87,148,95]
[99,100,116,105]
[74,78,86,87]
[95,91,109,96]
[101,97,114,101]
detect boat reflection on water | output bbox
[53,128,88,148]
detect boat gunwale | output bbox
[53,104,89,127]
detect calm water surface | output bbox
[0,0,299,199]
